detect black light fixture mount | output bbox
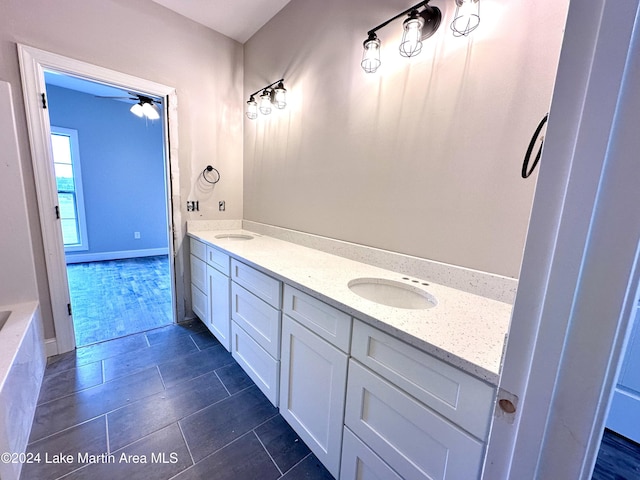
[245,79,287,120]
[361,0,441,73]
[130,94,161,120]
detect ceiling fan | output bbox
[96,92,162,120]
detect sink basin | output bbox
[348,278,437,309]
[214,234,254,241]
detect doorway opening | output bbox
[44,72,173,347]
[18,44,183,356]
[593,293,640,479]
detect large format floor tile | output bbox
[179,385,278,463]
[21,321,334,480]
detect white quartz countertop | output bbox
[188,229,513,385]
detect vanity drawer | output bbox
[191,283,208,322]
[340,427,402,480]
[345,360,485,480]
[190,254,207,293]
[283,285,352,353]
[206,246,229,275]
[190,238,206,261]
[231,259,281,308]
[351,320,494,440]
[231,322,279,406]
[231,282,281,358]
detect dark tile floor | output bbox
[67,256,173,347]
[22,320,334,480]
[593,429,640,479]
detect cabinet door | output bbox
[280,315,348,478]
[208,265,230,351]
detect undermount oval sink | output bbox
[348,278,437,310]
[214,234,254,241]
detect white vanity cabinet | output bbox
[190,238,231,351]
[230,259,282,406]
[280,286,352,479]
[341,320,496,480]
[190,239,209,324]
[207,263,230,351]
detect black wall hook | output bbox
[202,165,220,185]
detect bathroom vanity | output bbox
[187,227,513,480]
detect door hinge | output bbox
[55,205,60,219]
[67,303,72,316]
[41,93,47,109]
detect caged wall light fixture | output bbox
[450,0,480,36]
[246,79,287,119]
[361,0,481,73]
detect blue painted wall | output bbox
[46,84,168,260]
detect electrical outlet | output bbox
[187,201,199,212]
[134,232,141,239]
[219,200,225,212]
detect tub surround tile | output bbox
[187,229,513,384]
[0,302,45,480]
[179,385,278,463]
[0,302,43,392]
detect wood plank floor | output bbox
[67,255,172,346]
[593,429,640,479]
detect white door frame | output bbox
[484,0,640,478]
[18,44,183,355]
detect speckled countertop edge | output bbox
[187,229,513,385]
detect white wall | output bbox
[0,0,244,338]
[0,81,38,306]
[243,0,568,278]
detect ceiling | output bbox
[150,0,294,44]
[44,0,294,97]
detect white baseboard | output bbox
[65,248,169,264]
[44,337,58,357]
